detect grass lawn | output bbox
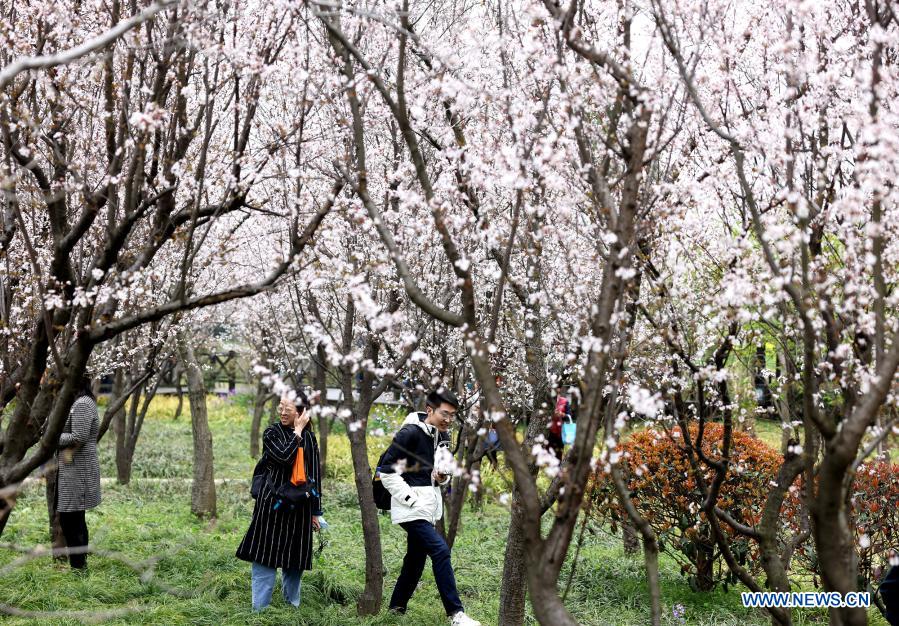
[0,396,887,625]
[752,419,784,450]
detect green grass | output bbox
[752,418,784,450]
[0,395,887,625]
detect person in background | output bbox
[880,565,899,625]
[379,389,482,626]
[236,389,323,611]
[56,375,102,571]
[547,395,568,460]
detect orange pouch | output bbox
[290,448,307,486]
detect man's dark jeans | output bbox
[389,520,464,616]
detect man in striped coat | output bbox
[236,390,322,611]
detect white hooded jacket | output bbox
[379,412,451,525]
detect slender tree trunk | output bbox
[269,396,279,424]
[348,415,384,615]
[471,457,486,509]
[178,335,217,519]
[114,398,132,485]
[334,293,386,616]
[610,464,662,626]
[445,421,477,548]
[250,381,268,459]
[445,472,469,549]
[173,364,185,420]
[314,343,329,477]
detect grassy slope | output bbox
[0,396,885,625]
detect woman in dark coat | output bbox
[56,375,101,570]
[236,389,323,611]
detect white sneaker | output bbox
[451,612,481,626]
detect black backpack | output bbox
[371,449,392,511]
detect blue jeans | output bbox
[251,562,302,611]
[389,520,464,616]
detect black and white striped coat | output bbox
[236,423,322,570]
[56,396,102,513]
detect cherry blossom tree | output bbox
[643,0,899,623]
[314,1,684,623]
[0,0,340,534]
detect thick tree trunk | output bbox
[813,457,866,626]
[178,336,217,519]
[623,520,640,555]
[498,401,551,626]
[250,381,268,459]
[0,507,11,537]
[524,544,579,626]
[334,297,386,616]
[695,544,716,591]
[44,463,66,561]
[498,503,529,626]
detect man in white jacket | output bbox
[378,389,481,626]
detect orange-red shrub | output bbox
[852,461,899,588]
[590,424,899,591]
[589,423,800,591]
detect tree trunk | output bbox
[498,503,529,626]
[446,421,481,549]
[44,462,66,561]
[445,471,469,549]
[0,506,12,537]
[623,520,640,555]
[314,343,329,477]
[695,542,715,591]
[498,398,551,626]
[813,456,866,626]
[178,335,217,519]
[114,402,133,485]
[173,364,185,420]
[269,396,279,424]
[349,423,385,616]
[524,544,580,626]
[250,381,268,459]
[334,294,386,617]
[611,464,663,626]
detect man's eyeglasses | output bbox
[436,409,457,420]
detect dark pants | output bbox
[59,510,88,569]
[389,520,464,616]
[547,430,564,460]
